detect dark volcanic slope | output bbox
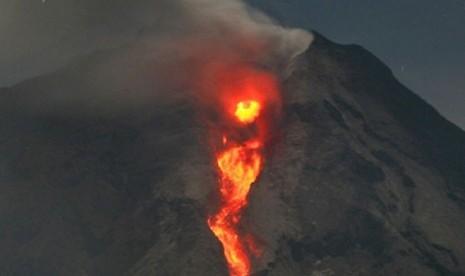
[261,32,465,276]
[1,33,465,276]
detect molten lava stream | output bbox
[208,100,264,276]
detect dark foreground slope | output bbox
[0,33,464,276]
[266,32,465,275]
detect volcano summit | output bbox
[0,32,465,276]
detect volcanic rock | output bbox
[1,32,464,276]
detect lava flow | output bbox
[204,66,280,276]
[208,99,263,276]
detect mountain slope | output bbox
[257,32,465,276]
[0,33,464,276]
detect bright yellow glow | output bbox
[207,99,264,276]
[234,100,261,123]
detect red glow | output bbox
[206,66,280,276]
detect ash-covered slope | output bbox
[1,33,465,276]
[254,32,465,276]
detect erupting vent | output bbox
[234,100,261,124]
[208,100,263,276]
[205,67,281,276]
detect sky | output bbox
[250,0,465,130]
[0,0,464,129]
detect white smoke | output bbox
[175,0,312,64]
[4,0,313,115]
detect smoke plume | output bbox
[3,0,312,115]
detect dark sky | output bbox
[0,0,464,129]
[250,0,465,130]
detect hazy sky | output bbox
[0,0,464,129]
[250,0,465,130]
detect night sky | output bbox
[251,0,465,130]
[1,0,464,129]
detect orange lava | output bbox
[202,66,281,276]
[208,100,264,276]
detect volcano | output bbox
[1,32,465,276]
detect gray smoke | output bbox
[2,0,312,114]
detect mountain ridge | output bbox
[0,32,464,275]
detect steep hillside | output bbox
[0,33,464,276]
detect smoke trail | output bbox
[3,0,312,116]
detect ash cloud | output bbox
[2,0,312,115]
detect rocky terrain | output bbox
[1,33,464,276]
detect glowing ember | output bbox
[208,100,264,276]
[203,66,280,276]
[234,100,261,124]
